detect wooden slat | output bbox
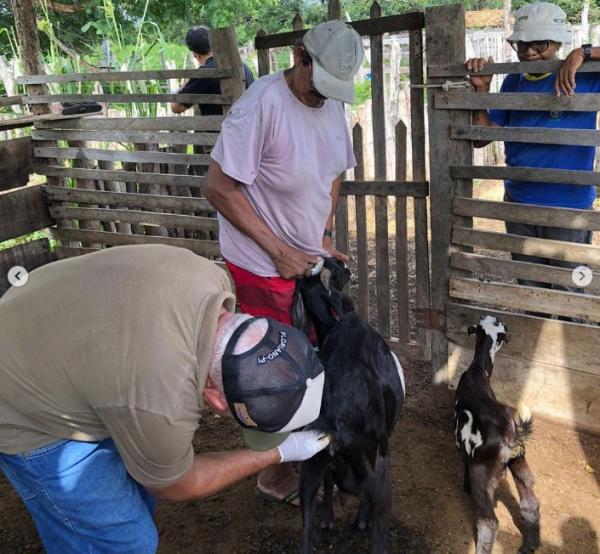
[370,1,390,337]
[39,166,206,189]
[451,124,600,146]
[36,115,225,131]
[256,30,270,77]
[450,276,600,321]
[54,245,101,259]
[254,12,425,49]
[453,226,600,265]
[0,137,33,191]
[50,206,219,231]
[386,338,428,361]
[0,112,96,132]
[24,93,233,105]
[0,239,55,296]
[451,251,600,293]
[0,95,22,107]
[395,120,410,343]
[209,27,245,113]
[352,124,368,321]
[35,147,210,166]
[44,186,214,213]
[0,185,54,242]
[451,164,600,186]
[32,129,219,146]
[16,68,234,85]
[52,228,220,257]
[340,180,428,197]
[334,191,349,259]
[428,59,600,78]
[435,91,600,112]
[410,26,430,353]
[453,197,600,230]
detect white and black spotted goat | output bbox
[455,315,540,554]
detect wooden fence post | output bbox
[256,30,270,77]
[426,5,472,389]
[370,0,391,337]
[209,27,245,113]
[292,12,305,30]
[328,0,342,20]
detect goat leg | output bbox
[469,463,499,554]
[320,469,335,531]
[508,456,541,553]
[352,496,371,534]
[463,460,471,494]
[300,452,331,554]
[369,454,392,554]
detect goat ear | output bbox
[467,325,477,336]
[320,267,332,292]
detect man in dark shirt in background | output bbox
[171,25,255,116]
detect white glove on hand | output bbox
[277,430,331,463]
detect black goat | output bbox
[455,315,540,554]
[294,258,405,554]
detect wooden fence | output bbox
[427,4,600,433]
[255,1,431,360]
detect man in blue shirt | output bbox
[466,2,599,293]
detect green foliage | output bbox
[352,79,371,106]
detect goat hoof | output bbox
[352,521,368,534]
[320,521,333,531]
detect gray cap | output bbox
[507,2,570,44]
[303,20,364,104]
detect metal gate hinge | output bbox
[411,80,471,92]
[416,308,445,331]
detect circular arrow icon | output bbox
[7,266,29,288]
[572,265,592,288]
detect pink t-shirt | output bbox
[211,71,356,277]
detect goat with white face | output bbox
[455,315,540,554]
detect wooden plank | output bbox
[386,338,428,361]
[209,27,245,113]
[39,166,206,189]
[54,245,100,259]
[451,124,600,146]
[36,115,225,131]
[24,93,233,105]
[50,206,219,231]
[426,4,471,388]
[0,137,33,191]
[450,251,600,293]
[0,185,54,242]
[16,68,234,85]
[328,0,341,20]
[453,197,600,230]
[352,124,369,321]
[428,59,600,78]
[256,30,270,77]
[451,164,600,187]
[340,180,428,197]
[32,129,219,146]
[334,192,349,258]
[370,1,390,338]
[35,147,210,166]
[435,91,600,112]
[449,277,600,321]
[253,12,425,49]
[0,239,55,296]
[446,319,600,434]
[0,112,93,132]
[409,26,430,353]
[51,228,221,257]
[44,186,214,213]
[453,226,600,265]
[0,95,23,107]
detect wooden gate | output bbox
[427,5,600,433]
[255,2,432,360]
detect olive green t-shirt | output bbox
[0,244,235,487]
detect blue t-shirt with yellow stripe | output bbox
[489,71,600,208]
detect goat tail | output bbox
[511,403,534,459]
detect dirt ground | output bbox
[1,357,598,554]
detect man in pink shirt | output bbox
[204,20,363,504]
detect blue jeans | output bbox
[0,438,158,553]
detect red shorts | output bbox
[225,260,295,325]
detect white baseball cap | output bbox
[507,2,570,44]
[302,20,364,104]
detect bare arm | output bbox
[556,45,600,96]
[170,102,189,114]
[149,448,280,502]
[322,175,349,262]
[204,160,318,279]
[465,56,499,148]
